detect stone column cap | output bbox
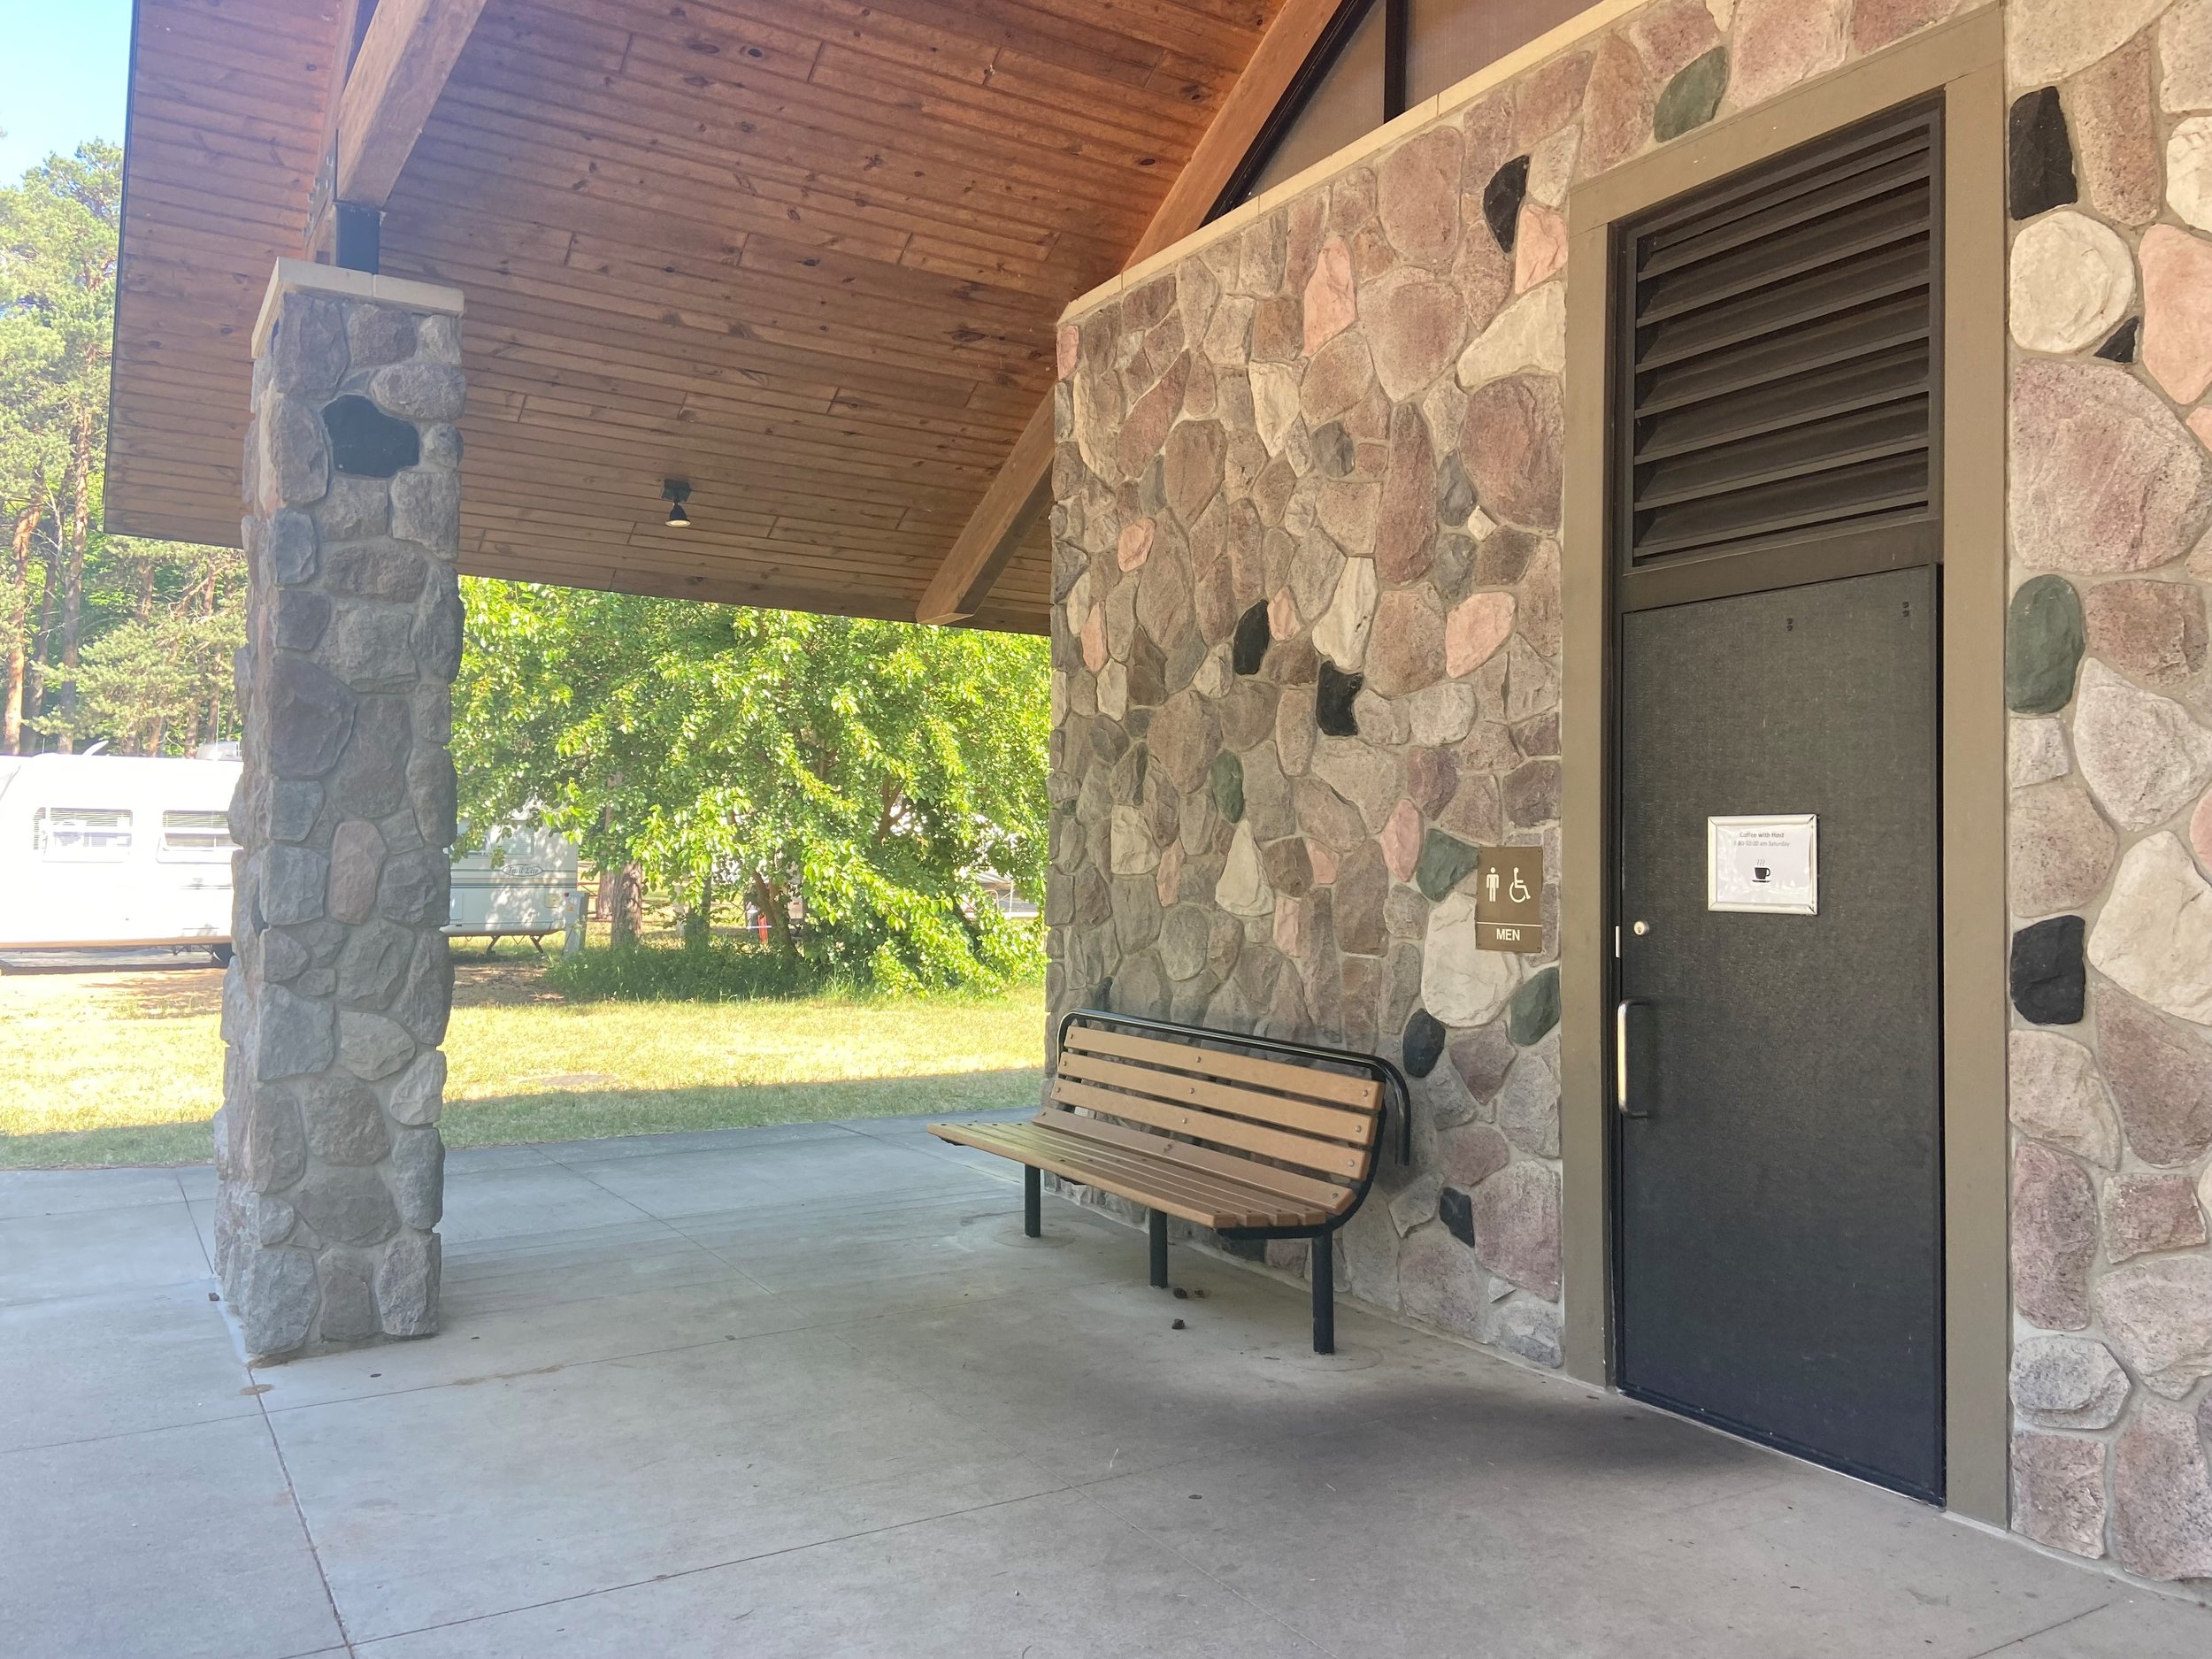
[253,258,465,356]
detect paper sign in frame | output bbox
[1705,813,1819,915]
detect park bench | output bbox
[928,1010,1409,1353]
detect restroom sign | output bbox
[1476,846,1545,952]
[1708,815,1818,914]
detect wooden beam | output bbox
[334,0,490,208]
[914,396,1056,626]
[916,0,1344,625]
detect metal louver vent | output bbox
[1621,102,1940,574]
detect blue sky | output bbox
[0,0,134,180]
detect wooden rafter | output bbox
[914,0,1348,626]
[335,0,491,208]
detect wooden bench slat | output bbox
[1056,1050,1378,1145]
[932,1120,1325,1228]
[1041,1108,1359,1212]
[1065,1025,1384,1112]
[1052,1076,1370,1180]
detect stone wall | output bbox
[212,266,466,1363]
[1046,0,1985,1377]
[2001,0,2212,1584]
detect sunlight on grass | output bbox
[0,963,1045,1168]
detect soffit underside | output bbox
[111,0,1279,634]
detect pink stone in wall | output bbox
[1581,35,1656,176]
[2009,360,2212,575]
[2193,409,2212,453]
[1304,238,1357,356]
[1630,0,1722,80]
[1850,0,1962,54]
[1080,603,1107,672]
[1513,52,1592,150]
[2111,1398,2212,1579]
[2012,1431,2108,1557]
[2067,35,2163,229]
[1269,587,1299,640]
[1274,893,1306,959]
[1730,0,1847,111]
[2141,226,2212,405]
[1307,839,1340,887]
[1513,204,1569,295]
[1377,127,1463,267]
[1117,518,1154,572]
[2012,1141,2097,1330]
[1446,592,1517,678]
[1461,374,1564,533]
[1382,799,1424,883]
[2103,1173,2209,1262]
[1056,324,1080,380]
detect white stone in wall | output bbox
[1527,128,1580,208]
[2009,716,2070,787]
[1408,680,1478,746]
[1455,284,1566,394]
[2008,211,2137,354]
[1249,362,1302,455]
[2170,117,2212,233]
[1421,890,1521,1025]
[2094,1254,2212,1398]
[1109,804,1158,875]
[1314,557,1379,671]
[2087,833,2212,1025]
[1215,822,1274,918]
[2074,661,2212,830]
[2166,0,2212,111]
[2011,1333,2132,1428]
[2008,0,2171,85]
[2009,1028,2123,1167]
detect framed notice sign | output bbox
[1707,815,1818,914]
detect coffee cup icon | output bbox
[1752,863,1771,882]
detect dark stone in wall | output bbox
[1436,455,1476,527]
[1209,752,1245,823]
[1483,156,1531,252]
[1233,601,1271,676]
[2011,916,2086,1025]
[274,589,333,652]
[2007,574,2085,714]
[1509,967,1561,1046]
[266,658,357,780]
[1312,421,1356,478]
[2095,318,2140,363]
[1439,1186,1476,1248]
[1316,661,1363,737]
[323,395,422,479]
[1655,48,1728,142]
[2008,88,2078,220]
[1402,1008,1447,1078]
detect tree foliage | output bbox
[1,142,242,755]
[455,580,1050,991]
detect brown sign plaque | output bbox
[1475,845,1545,953]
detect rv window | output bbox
[33,808,133,860]
[160,810,237,862]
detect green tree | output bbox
[455,580,1049,992]
[0,141,242,755]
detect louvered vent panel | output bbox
[1624,104,1939,566]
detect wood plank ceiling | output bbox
[110,0,1290,633]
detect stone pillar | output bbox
[214,261,466,1362]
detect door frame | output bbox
[1555,4,2008,1525]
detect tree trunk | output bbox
[24,532,60,754]
[4,501,37,756]
[57,412,95,754]
[752,873,797,958]
[606,864,643,948]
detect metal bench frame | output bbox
[1012,1009,1412,1354]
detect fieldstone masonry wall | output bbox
[2001,0,2212,1585]
[1048,0,1985,1387]
[213,265,466,1363]
[1052,0,2212,1589]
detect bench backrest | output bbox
[1046,1022,1386,1212]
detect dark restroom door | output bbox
[1615,566,1942,1500]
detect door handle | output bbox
[1616,998,1651,1118]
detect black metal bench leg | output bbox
[1023,1166,1041,1238]
[1311,1231,1334,1355]
[1149,1209,1169,1288]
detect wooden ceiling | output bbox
[111,0,1298,633]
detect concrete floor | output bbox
[4,1115,2209,1659]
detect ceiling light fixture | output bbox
[662,478,692,528]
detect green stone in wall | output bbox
[1209,751,1245,824]
[1415,829,1481,902]
[1655,49,1728,143]
[2007,574,2086,714]
[1509,967,1561,1047]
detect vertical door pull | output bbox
[1616,999,1651,1118]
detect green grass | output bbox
[0,958,1045,1168]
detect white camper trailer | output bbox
[0,751,582,962]
[0,750,242,959]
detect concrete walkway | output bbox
[4,1114,2208,1658]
